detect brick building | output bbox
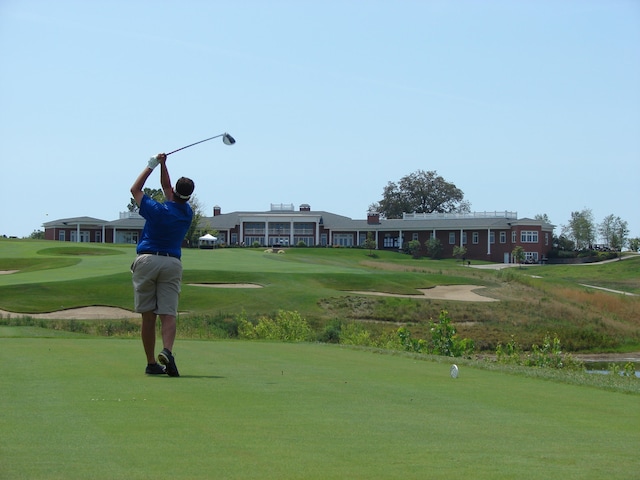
[43,204,554,263]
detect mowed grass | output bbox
[1,239,639,351]
[0,240,475,314]
[1,334,638,480]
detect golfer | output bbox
[130,152,194,377]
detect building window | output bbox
[383,234,400,248]
[244,222,265,235]
[58,230,65,241]
[245,236,264,246]
[294,236,314,246]
[95,231,101,243]
[545,232,549,246]
[448,232,456,244]
[472,232,479,244]
[512,231,517,243]
[320,233,328,246]
[412,232,419,241]
[462,232,467,244]
[334,234,354,247]
[500,231,506,244]
[270,236,289,246]
[231,233,238,245]
[293,223,314,235]
[521,231,539,243]
[269,222,290,235]
[71,231,90,242]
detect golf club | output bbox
[166,132,236,156]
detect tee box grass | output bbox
[1,335,638,480]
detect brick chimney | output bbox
[367,212,380,224]
[213,205,221,216]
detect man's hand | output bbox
[148,153,167,170]
[148,155,159,170]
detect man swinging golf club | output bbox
[130,153,194,377]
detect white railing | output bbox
[119,211,143,219]
[402,211,517,220]
[270,203,295,211]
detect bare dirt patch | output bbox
[188,283,263,289]
[349,285,498,302]
[0,306,137,320]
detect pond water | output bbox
[584,361,640,378]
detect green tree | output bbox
[407,239,421,258]
[599,214,629,251]
[563,209,595,250]
[370,170,470,219]
[425,237,443,259]
[364,232,377,256]
[28,230,45,239]
[628,238,640,252]
[554,233,575,251]
[512,245,525,266]
[127,188,164,212]
[185,195,205,248]
[452,245,467,262]
[534,213,550,222]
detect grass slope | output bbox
[1,239,639,352]
[1,335,637,480]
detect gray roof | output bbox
[202,210,553,231]
[106,217,145,228]
[203,210,351,230]
[42,216,108,228]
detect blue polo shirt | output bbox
[136,195,193,258]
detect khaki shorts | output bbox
[131,254,183,316]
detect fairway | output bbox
[1,335,637,480]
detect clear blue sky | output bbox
[1,0,639,240]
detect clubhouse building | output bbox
[43,203,554,263]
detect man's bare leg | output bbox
[160,314,176,353]
[141,311,157,364]
[158,314,179,376]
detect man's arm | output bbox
[130,168,153,207]
[159,154,175,202]
[130,153,167,206]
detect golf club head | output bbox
[166,132,236,156]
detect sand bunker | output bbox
[0,306,137,320]
[0,270,18,275]
[350,285,498,302]
[0,285,492,320]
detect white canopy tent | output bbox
[198,233,218,249]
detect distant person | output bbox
[130,153,194,377]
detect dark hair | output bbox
[174,177,195,200]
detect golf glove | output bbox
[147,155,159,170]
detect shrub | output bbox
[395,311,474,357]
[318,319,342,343]
[407,240,422,259]
[339,322,373,346]
[238,310,312,342]
[397,326,427,353]
[425,237,443,259]
[496,333,583,370]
